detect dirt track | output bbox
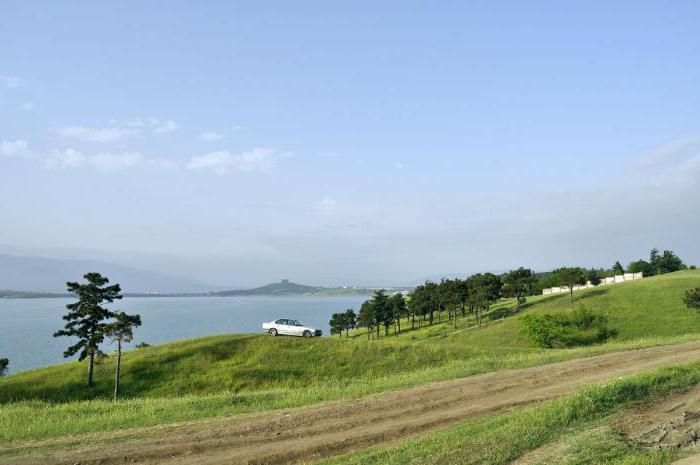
[5,340,700,465]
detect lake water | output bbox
[0,295,368,374]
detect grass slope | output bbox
[392,269,700,348]
[0,270,699,442]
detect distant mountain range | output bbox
[0,254,219,294]
[215,279,324,296]
[0,254,412,297]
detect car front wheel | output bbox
[269,328,278,336]
[303,330,312,338]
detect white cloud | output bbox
[632,135,700,187]
[0,139,28,157]
[186,148,284,174]
[55,118,180,142]
[43,149,174,172]
[55,126,138,143]
[635,136,700,170]
[200,131,223,142]
[153,120,179,134]
[1,76,21,88]
[43,149,86,170]
[314,195,337,211]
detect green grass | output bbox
[393,269,700,348]
[316,361,700,465]
[1,270,699,443]
[3,334,700,442]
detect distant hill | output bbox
[215,279,324,296]
[0,254,218,294]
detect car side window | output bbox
[275,319,284,325]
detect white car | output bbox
[262,318,322,338]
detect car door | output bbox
[275,319,289,335]
[272,319,287,335]
[291,320,304,336]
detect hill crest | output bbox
[215,279,324,296]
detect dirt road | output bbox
[5,340,700,465]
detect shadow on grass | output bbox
[576,288,609,300]
[521,294,568,309]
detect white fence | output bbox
[542,272,643,295]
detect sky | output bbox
[1,1,699,287]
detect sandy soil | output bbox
[5,340,700,465]
[673,455,700,465]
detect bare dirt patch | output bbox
[5,340,700,465]
[616,384,700,449]
[672,454,700,465]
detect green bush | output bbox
[685,288,700,310]
[521,305,614,348]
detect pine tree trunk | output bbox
[113,339,122,401]
[87,351,95,387]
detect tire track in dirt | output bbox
[5,340,700,465]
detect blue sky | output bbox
[1,1,699,287]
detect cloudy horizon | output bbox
[1,1,698,288]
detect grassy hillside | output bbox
[1,270,698,441]
[394,269,700,348]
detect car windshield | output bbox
[292,320,302,326]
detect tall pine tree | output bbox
[54,272,122,387]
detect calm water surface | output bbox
[0,295,368,374]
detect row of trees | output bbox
[591,249,688,281]
[537,249,690,298]
[356,290,408,339]
[334,248,691,339]
[628,249,688,276]
[343,268,542,339]
[53,272,141,399]
[329,309,357,337]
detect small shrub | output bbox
[136,342,151,348]
[0,358,8,376]
[690,265,697,270]
[684,288,700,310]
[521,305,615,348]
[521,314,570,348]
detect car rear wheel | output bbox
[303,330,312,338]
[269,328,278,336]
